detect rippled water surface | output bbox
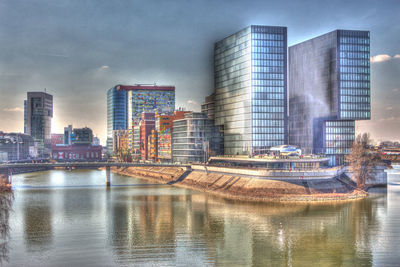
[2,167,400,266]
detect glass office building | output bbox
[214,25,287,156]
[106,86,128,153]
[289,30,370,165]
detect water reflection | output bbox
[5,170,395,266]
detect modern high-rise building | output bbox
[24,92,53,157]
[214,25,288,156]
[106,84,175,153]
[289,30,370,165]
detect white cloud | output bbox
[386,106,393,110]
[394,54,400,59]
[3,107,23,112]
[187,100,197,105]
[370,54,392,63]
[393,88,399,92]
[100,65,110,70]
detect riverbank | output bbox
[110,166,367,202]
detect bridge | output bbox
[0,162,191,187]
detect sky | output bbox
[0,0,399,145]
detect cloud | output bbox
[370,54,392,63]
[386,106,393,110]
[100,65,110,70]
[394,55,400,59]
[187,100,197,105]
[393,88,399,92]
[3,107,23,112]
[379,116,400,122]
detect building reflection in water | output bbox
[107,188,385,266]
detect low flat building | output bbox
[51,144,102,161]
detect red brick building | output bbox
[51,133,64,146]
[51,144,102,161]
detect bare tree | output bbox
[346,133,381,189]
[0,179,13,265]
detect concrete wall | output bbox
[192,165,344,179]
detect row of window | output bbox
[253,99,285,106]
[326,121,355,127]
[252,59,285,67]
[252,93,285,100]
[340,37,369,45]
[252,52,284,59]
[252,66,284,73]
[326,134,355,141]
[325,148,351,155]
[326,127,354,134]
[253,120,285,127]
[340,66,370,74]
[252,73,284,80]
[252,112,284,119]
[252,44,284,53]
[251,127,285,134]
[340,81,370,89]
[253,86,285,93]
[251,33,284,41]
[253,106,285,112]
[252,79,285,86]
[340,44,370,52]
[252,140,284,147]
[340,111,370,118]
[341,89,370,96]
[252,133,285,140]
[340,74,370,81]
[340,58,370,66]
[340,51,370,59]
[341,103,370,111]
[340,95,370,103]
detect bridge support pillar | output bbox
[106,166,111,187]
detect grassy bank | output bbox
[110,166,367,203]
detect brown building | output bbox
[139,112,155,160]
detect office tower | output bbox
[64,125,73,145]
[71,127,93,144]
[25,92,53,157]
[106,84,175,154]
[289,30,370,165]
[214,25,288,156]
[172,112,223,164]
[201,93,215,119]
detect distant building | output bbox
[24,91,53,157]
[172,112,223,164]
[51,144,102,161]
[289,30,370,165]
[214,25,288,156]
[64,125,73,145]
[201,93,215,119]
[93,136,100,146]
[153,110,189,162]
[139,112,155,160]
[0,132,36,161]
[71,127,93,144]
[112,129,130,157]
[106,84,175,154]
[51,134,64,146]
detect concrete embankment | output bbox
[111,166,366,202]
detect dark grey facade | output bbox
[214,25,288,156]
[25,92,53,157]
[172,112,223,164]
[289,30,370,165]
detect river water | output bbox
[2,167,400,266]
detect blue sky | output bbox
[0,0,399,144]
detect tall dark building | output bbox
[214,25,288,156]
[289,30,370,165]
[24,92,53,157]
